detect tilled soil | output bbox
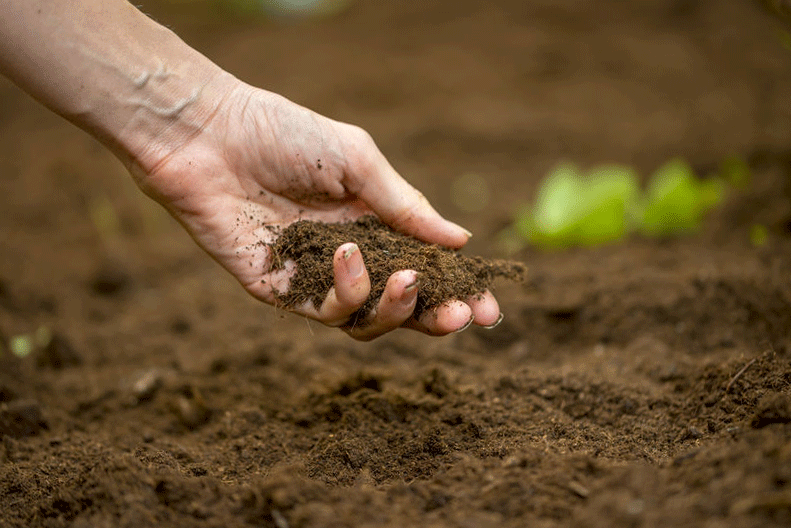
[2,1,791,527]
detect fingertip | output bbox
[343,269,419,341]
[391,214,471,249]
[420,300,473,335]
[483,312,504,329]
[335,243,364,279]
[467,290,501,327]
[444,221,473,248]
[395,269,419,304]
[332,242,369,307]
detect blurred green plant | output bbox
[513,163,641,247]
[638,158,725,237]
[503,156,743,251]
[7,325,53,359]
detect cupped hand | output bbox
[131,80,501,340]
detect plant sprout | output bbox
[638,158,724,237]
[507,156,738,250]
[576,164,640,246]
[526,162,584,247]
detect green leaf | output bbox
[531,163,583,247]
[576,165,640,246]
[639,158,702,236]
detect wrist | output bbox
[79,6,241,176]
[120,64,239,178]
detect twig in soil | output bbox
[725,357,758,394]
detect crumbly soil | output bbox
[3,1,791,527]
[268,216,527,319]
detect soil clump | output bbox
[268,216,527,319]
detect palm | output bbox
[138,90,367,293]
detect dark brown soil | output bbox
[3,1,791,527]
[268,216,527,318]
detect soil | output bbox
[2,1,791,527]
[268,216,527,319]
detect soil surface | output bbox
[2,1,791,527]
[268,216,526,319]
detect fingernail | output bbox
[401,277,420,304]
[344,244,364,278]
[404,271,421,293]
[453,314,475,334]
[450,221,473,239]
[483,313,504,329]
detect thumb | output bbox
[344,131,472,248]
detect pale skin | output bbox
[0,0,502,340]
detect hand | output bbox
[131,80,501,340]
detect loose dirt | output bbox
[2,1,791,527]
[269,216,527,319]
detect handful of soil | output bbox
[268,216,527,321]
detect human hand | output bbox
[131,80,502,340]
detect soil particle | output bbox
[131,368,165,403]
[268,216,527,319]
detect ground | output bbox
[2,1,791,526]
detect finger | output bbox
[316,243,370,326]
[342,128,472,248]
[466,290,503,328]
[403,300,474,336]
[360,163,471,248]
[343,270,419,341]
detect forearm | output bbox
[0,0,233,171]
